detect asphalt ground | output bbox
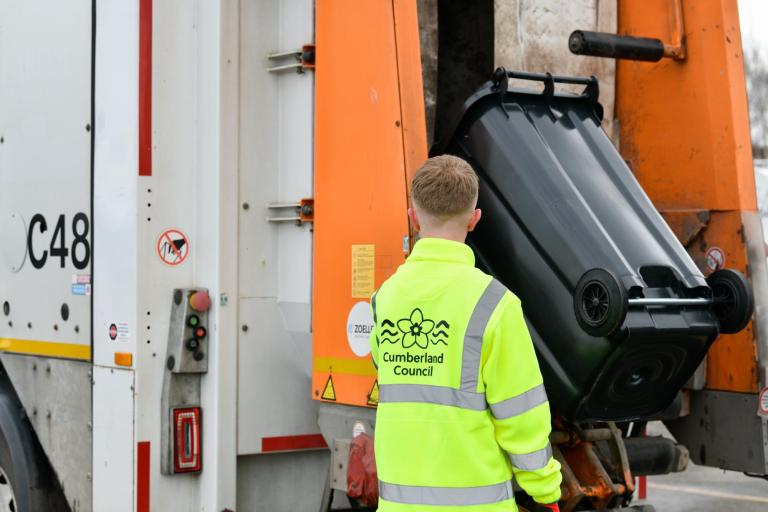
[632,423,768,511]
[634,463,768,511]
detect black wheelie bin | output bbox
[435,68,753,422]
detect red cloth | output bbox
[520,503,561,512]
[347,433,378,506]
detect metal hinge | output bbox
[266,198,314,225]
[267,44,316,74]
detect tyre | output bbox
[0,377,68,512]
[707,268,754,334]
[574,268,628,337]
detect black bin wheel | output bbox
[573,268,628,337]
[707,268,754,334]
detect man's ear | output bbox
[408,207,420,232]
[467,208,482,232]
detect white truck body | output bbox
[0,1,331,510]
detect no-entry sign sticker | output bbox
[157,228,190,266]
[704,246,725,274]
[759,387,768,417]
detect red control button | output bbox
[189,291,211,312]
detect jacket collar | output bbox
[407,237,475,266]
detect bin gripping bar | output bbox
[491,67,600,112]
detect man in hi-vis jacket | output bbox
[370,155,563,511]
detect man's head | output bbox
[408,155,482,241]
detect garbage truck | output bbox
[0,0,765,511]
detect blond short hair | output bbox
[411,155,479,219]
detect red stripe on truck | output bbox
[137,441,150,512]
[261,434,328,452]
[138,0,152,176]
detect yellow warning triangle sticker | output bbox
[367,380,379,406]
[321,375,336,401]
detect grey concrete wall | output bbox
[418,0,438,145]
[417,0,617,146]
[495,0,617,140]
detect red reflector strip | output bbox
[261,434,328,453]
[137,442,150,512]
[172,407,202,473]
[138,0,152,176]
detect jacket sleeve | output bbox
[369,292,379,369]
[481,295,562,504]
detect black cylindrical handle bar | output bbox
[569,30,665,62]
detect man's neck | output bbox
[417,230,468,244]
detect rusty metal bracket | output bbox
[608,422,636,495]
[659,209,710,248]
[664,0,686,60]
[551,425,636,511]
[266,198,314,225]
[267,44,316,73]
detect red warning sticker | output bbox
[704,246,725,274]
[759,387,768,417]
[157,228,190,266]
[108,322,130,342]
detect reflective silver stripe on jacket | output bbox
[460,279,507,392]
[378,383,486,410]
[489,383,548,420]
[379,479,514,506]
[378,278,506,409]
[509,444,553,471]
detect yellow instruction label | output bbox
[351,244,375,298]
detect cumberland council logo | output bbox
[380,308,450,349]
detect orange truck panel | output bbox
[699,213,760,390]
[312,0,427,407]
[617,0,755,212]
[617,0,759,392]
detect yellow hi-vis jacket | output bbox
[370,238,562,511]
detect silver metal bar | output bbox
[267,50,301,60]
[267,63,303,73]
[267,216,301,223]
[628,297,711,306]
[267,202,301,209]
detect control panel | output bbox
[165,288,211,373]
